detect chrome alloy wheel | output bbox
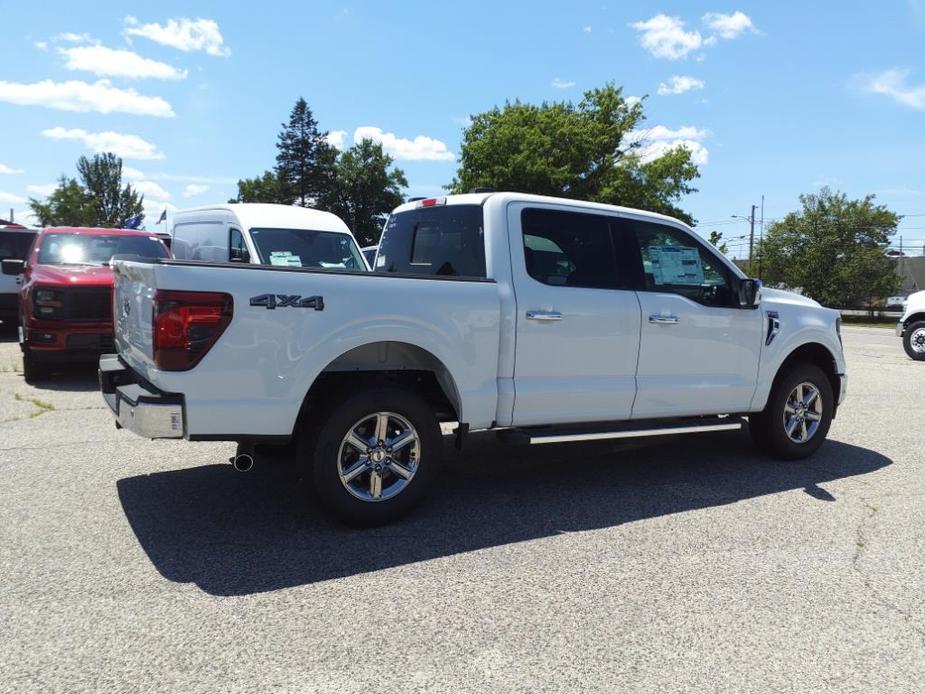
[782,382,823,444]
[337,412,421,502]
[910,327,925,354]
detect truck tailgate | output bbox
[112,259,158,374]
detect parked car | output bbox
[361,245,378,268]
[1,227,170,382]
[885,295,907,310]
[897,290,925,360]
[100,192,846,524]
[0,227,38,329]
[170,203,368,270]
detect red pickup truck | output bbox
[0,227,170,382]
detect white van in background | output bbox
[169,203,368,271]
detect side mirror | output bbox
[738,278,761,308]
[229,247,250,263]
[1,258,25,276]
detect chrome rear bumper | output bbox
[99,354,184,439]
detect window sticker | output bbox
[269,251,302,267]
[649,246,704,286]
[376,254,386,268]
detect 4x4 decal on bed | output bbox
[249,294,324,311]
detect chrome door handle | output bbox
[526,310,563,321]
[649,314,680,324]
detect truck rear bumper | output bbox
[99,354,184,439]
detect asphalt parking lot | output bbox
[1,325,922,693]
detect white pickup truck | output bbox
[897,290,925,360]
[100,192,847,524]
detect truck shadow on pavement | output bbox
[116,432,890,596]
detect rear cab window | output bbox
[377,205,486,277]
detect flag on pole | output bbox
[157,208,167,224]
[123,213,144,229]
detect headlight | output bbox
[33,288,64,319]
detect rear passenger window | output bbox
[378,205,485,277]
[521,209,619,289]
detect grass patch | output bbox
[13,393,56,418]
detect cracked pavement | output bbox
[0,325,923,693]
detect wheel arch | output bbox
[903,312,925,328]
[293,341,462,437]
[771,342,842,409]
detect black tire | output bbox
[902,320,925,361]
[298,386,443,526]
[749,363,834,460]
[22,348,49,384]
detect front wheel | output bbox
[22,348,49,384]
[749,363,834,460]
[298,386,443,525]
[902,320,925,361]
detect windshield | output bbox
[37,234,169,266]
[249,228,365,271]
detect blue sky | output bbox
[2,1,924,257]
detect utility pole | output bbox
[757,196,764,279]
[748,204,756,275]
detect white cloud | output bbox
[124,16,231,57]
[34,41,48,51]
[326,130,347,149]
[27,183,57,196]
[60,44,188,80]
[353,126,455,161]
[121,166,146,180]
[583,26,592,33]
[182,184,208,197]
[0,162,23,174]
[151,173,236,184]
[551,77,576,89]
[861,68,925,110]
[657,75,705,95]
[42,127,165,160]
[625,95,643,106]
[0,192,26,204]
[630,14,703,60]
[626,125,710,165]
[56,32,93,43]
[0,79,174,117]
[702,11,756,39]
[132,180,170,199]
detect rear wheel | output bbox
[298,386,442,525]
[902,320,925,361]
[22,348,49,384]
[750,363,833,459]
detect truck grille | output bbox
[64,288,112,321]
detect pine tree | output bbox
[274,97,332,206]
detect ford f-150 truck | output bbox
[897,290,925,360]
[100,192,847,524]
[2,227,170,382]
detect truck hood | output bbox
[31,264,114,288]
[760,286,823,310]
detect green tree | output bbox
[29,154,143,227]
[76,153,144,227]
[29,176,97,227]
[757,188,901,306]
[275,97,333,206]
[318,139,407,246]
[708,230,728,254]
[450,84,700,223]
[229,171,290,204]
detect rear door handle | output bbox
[526,310,563,321]
[649,314,680,325]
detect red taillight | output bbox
[420,197,445,207]
[153,290,233,371]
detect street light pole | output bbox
[747,204,756,276]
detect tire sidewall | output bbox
[302,386,442,525]
[903,321,925,361]
[755,363,834,460]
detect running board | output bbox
[500,418,744,446]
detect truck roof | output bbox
[172,203,352,235]
[39,226,161,236]
[391,192,693,230]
